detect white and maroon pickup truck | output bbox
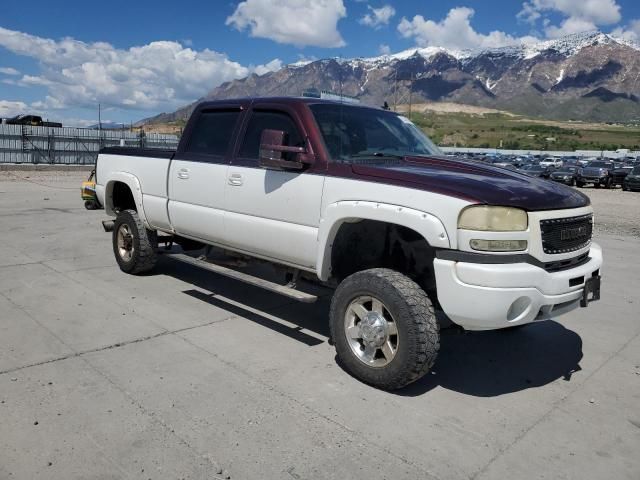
[96,97,602,390]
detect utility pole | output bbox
[408,72,414,120]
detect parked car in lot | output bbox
[95,97,602,390]
[611,165,634,188]
[577,160,615,188]
[518,164,553,178]
[5,114,62,128]
[623,165,640,191]
[540,157,563,169]
[550,166,580,186]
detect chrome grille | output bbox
[540,214,593,254]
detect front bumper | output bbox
[579,176,608,185]
[434,243,602,330]
[550,176,573,185]
[624,178,640,190]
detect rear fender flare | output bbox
[104,173,149,226]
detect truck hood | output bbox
[581,167,608,176]
[350,156,590,211]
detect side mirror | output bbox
[259,129,313,171]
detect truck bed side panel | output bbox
[96,152,172,230]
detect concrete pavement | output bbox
[1,173,639,479]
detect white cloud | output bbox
[611,19,640,43]
[359,5,396,29]
[398,7,537,50]
[0,27,282,112]
[226,0,347,48]
[518,0,624,38]
[519,0,621,26]
[0,67,19,75]
[544,17,598,38]
[252,58,284,76]
[378,44,391,55]
[0,100,28,117]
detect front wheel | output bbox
[112,209,157,274]
[330,268,439,390]
[576,181,585,188]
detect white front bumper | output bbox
[434,243,603,330]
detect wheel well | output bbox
[330,220,437,294]
[111,182,136,212]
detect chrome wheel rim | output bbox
[116,224,134,262]
[344,296,399,367]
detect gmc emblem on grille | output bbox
[560,225,588,241]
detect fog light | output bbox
[507,296,532,321]
[470,239,527,252]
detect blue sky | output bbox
[1,0,639,125]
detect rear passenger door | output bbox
[168,106,243,243]
[224,107,324,269]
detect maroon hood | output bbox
[350,156,590,211]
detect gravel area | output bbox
[577,187,640,239]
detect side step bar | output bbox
[164,252,317,303]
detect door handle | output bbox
[228,173,243,186]
[177,168,190,179]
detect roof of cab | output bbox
[195,97,386,111]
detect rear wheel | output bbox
[112,209,157,274]
[576,181,585,188]
[330,268,439,390]
[594,183,600,189]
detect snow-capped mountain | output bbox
[145,31,640,124]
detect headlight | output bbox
[458,206,528,231]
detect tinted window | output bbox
[310,104,441,162]
[238,111,303,160]
[187,110,241,156]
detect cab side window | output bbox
[238,111,303,160]
[186,110,241,157]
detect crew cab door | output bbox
[224,106,324,269]
[168,106,244,243]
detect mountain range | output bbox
[142,31,640,125]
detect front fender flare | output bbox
[316,201,451,281]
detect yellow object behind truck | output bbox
[81,170,101,210]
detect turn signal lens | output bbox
[458,206,528,232]
[470,239,528,252]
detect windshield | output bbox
[309,103,442,162]
[557,167,577,173]
[587,161,613,168]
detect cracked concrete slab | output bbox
[1,172,639,480]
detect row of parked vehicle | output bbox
[452,153,640,192]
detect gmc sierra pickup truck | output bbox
[96,97,602,390]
